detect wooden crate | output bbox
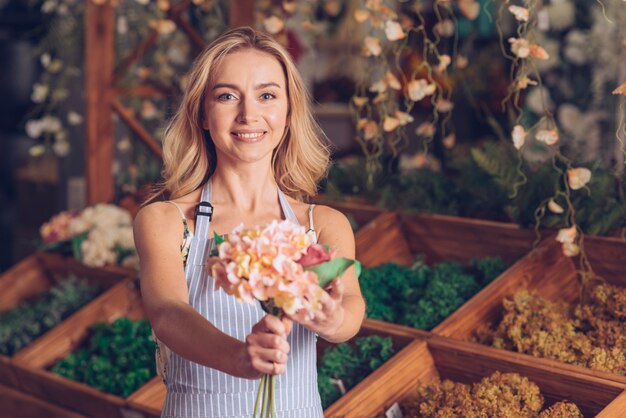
[354,212,536,336]
[0,251,130,387]
[0,383,88,418]
[435,235,626,385]
[11,278,151,418]
[325,335,626,418]
[125,321,427,418]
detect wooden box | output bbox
[0,383,88,418]
[434,235,626,385]
[11,278,150,418]
[325,335,626,418]
[354,212,536,335]
[0,252,130,387]
[125,322,428,418]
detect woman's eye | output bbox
[260,92,276,100]
[218,93,236,101]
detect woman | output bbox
[133,27,365,417]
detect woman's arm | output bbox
[291,205,366,343]
[134,203,291,379]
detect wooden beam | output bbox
[111,98,164,159]
[229,0,255,28]
[85,1,114,204]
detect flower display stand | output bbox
[10,278,149,418]
[434,235,626,385]
[0,251,131,387]
[323,335,626,418]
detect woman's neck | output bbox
[210,164,280,213]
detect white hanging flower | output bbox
[385,71,401,90]
[117,16,128,35]
[434,19,455,38]
[562,242,580,257]
[40,53,51,68]
[436,55,451,73]
[150,19,176,35]
[383,116,400,132]
[363,36,382,57]
[395,111,414,126]
[67,111,84,125]
[369,79,388,94]
[354,9,369,22]
[567,167,591,190]
[52,139,71,157]
[535,129,559,145]
[31,83,49,103]
[407,79,436,101]
[263,16,284,34]
[508,37,530,58]
[29,144,46,157]
[547,199,564,214]
[384,20,405,41]
[508,5,529,22]
[416,122,436,138]
[25,120,44,138]
[512,125,526,150]
[443,133,456,149]
[556,226,577,244]
[352,96,368,107]
[436,98,454,113]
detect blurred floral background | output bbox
[1,0,625,272]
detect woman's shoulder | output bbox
[288,199,350,232]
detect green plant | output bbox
[317,335,395,408]
[51,317,156,397]
[0,276,101,356]
[360,256,506,330]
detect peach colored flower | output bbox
[508,5,529,22]
[416,122,436,138]
[562,242,580,257]
[556,226,577,244]
[436,98,454,112]
[516,76,538,90]
[434,19,455,37]
[363,36,382,57]
[352,96,368,107]
[443,133,456,149]
[282,1,297,13]
[512,125,526,150]
[383,116,400,132]
[613,81,626,95]
[459,0,480,20]
[456,55,469,69]
[436,54,451,72]
[358,118,378,140]
[263,16,284,34]
[369,79,387,93]
[395,111,414,125]
[567,167,591,190]
[354,9,370,22]
[385,71,402,90]
[536,129,559,145]
[509,37,530,58]
[149,19,176,35]
[384,20,405,41]
[372,92,388,104]
[40,211,78,244]
[547,199,564,214]
[529,45,550,60]
[407,79,436,101]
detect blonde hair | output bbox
[151,27,330,202]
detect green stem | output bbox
[253,375,265,417]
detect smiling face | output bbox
[202,48,289,166]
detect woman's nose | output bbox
[236,96,259,124]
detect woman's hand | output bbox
[289,278,345,340]
[237,315,292,379]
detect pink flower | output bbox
[298,244,331,268]
[40,210,78,244]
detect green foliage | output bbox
[51,318,156,397]
[317,335,395,408]
[379,169,461,215]
[0,276,101,356]
[360,256,506,330]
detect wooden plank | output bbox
[85,1,115,204]
[354,212,413,267]
[229,0,255,27]
[111,98,164,159]
[597,390,626,418]
[126,377,164,418]
[0,254,49,311]
[0,383,88,418]
[402,212,536,265]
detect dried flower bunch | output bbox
[398,371,583,418]
[476,284,626,375]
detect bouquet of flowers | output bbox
[39,204,138,269]
[208,219,360,418]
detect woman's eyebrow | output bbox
[212,82,281,91]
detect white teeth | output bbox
[235,132,263,139]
